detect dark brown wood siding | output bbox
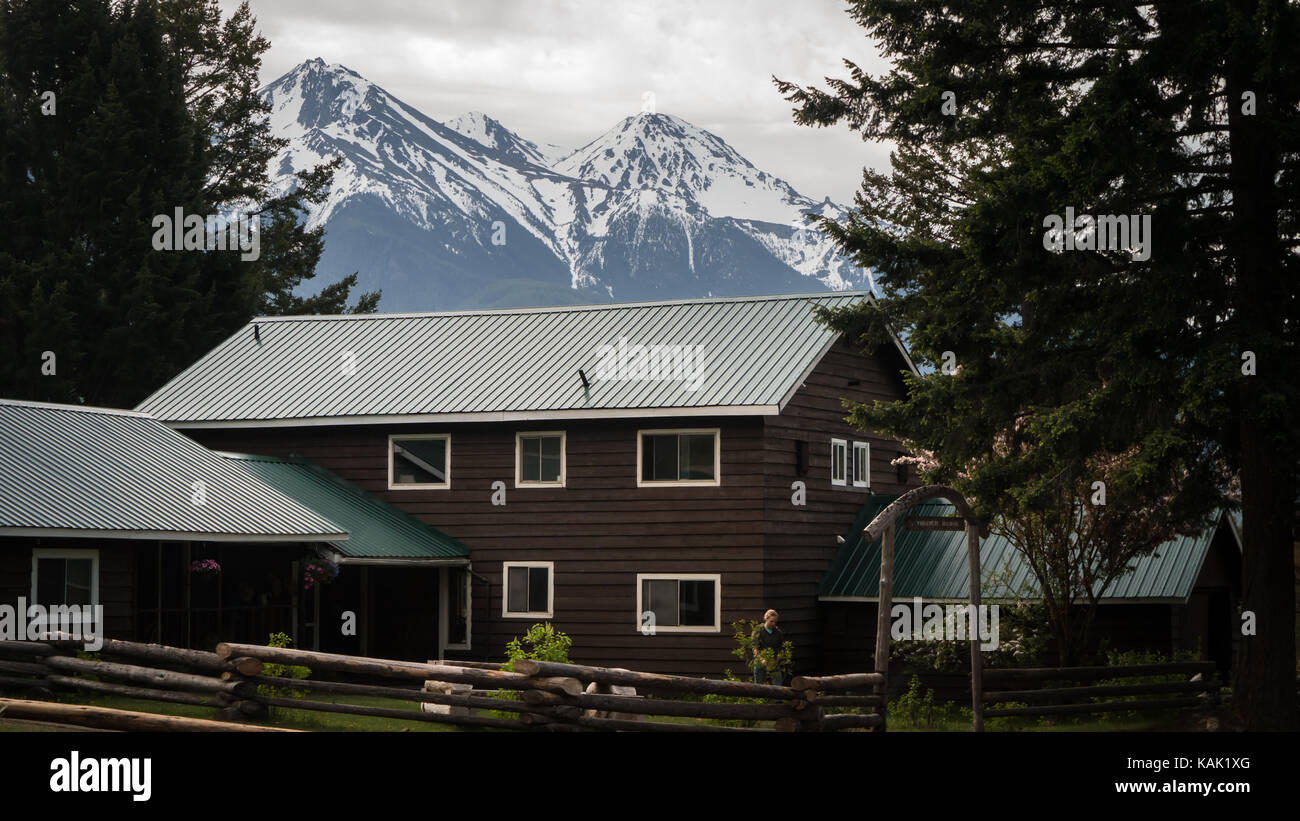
[194,416,768,676]
[762,337,917,673]
[0,537,135,641]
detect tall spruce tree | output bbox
[0,0,376,409]
[777,1,1298,728]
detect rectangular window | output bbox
[637,429,720,486]
[503,562,552,618]
[852,442,870,487]
[389,434,450,489]
[636,574,721,633]
[831,438,847,486]
[516,432,565,486]
[31,548,99,629]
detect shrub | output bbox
[257,632,311,700]
[491,622,572,719]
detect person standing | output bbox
[752,609,786,686]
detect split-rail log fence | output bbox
[0,637,887,731]
[981,661,1222,721]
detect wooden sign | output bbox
[904,515,966,531]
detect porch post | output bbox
[437,567,449,660]
[967,524,984,732]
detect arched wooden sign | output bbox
[863,485,987,732]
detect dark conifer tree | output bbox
[777,0,1298,728]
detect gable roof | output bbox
[0,399,347,542]
[220,452,469,562]
[136,292,916,427]
[820,494,1235,604]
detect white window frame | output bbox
[831,438,847,486]
[502,561,554,619]
[636,428,722,487]
[635,573,722,634]
[30,548,100,630]
[514,431,566,488]
[439,566,472,652]
[852,441,870,488]
[388,433,451,490]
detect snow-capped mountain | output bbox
[260,58,870,310]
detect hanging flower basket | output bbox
[189,559,222,576]
[302,558,339,591]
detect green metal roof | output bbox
[137,292,915,426]
[0,399,347,542]
[221,453,469,561]
[820,494,1230,603]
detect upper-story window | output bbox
[831,438,847,486]
[637,429,720,486]
[852,441,870,487]
[389,434,450,489]
[516,431,565,487]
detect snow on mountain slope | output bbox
[445,111,569,167]
[260,59,871,309]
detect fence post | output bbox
[968,523,983,733]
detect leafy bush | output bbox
[491,622,572,719]
[1093,645,1204,725]
[501,622,572,672]
[257,632,311,700]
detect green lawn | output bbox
[0,687,480,732]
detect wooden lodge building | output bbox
[0,293,1244,678]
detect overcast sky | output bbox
[219,0,894,204]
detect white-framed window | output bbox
[515,431,566,487]
[502,561,553,619]
[831,438,847,486]
[636,573,721,633]
[441,567,472,650]
[852,441,870,488]
[389,434,450,489]
[637,428,721,486]
[31,548,99,629]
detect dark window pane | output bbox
[65,559,92,606]
[37,558,64,604]
[393,438,447,484]
[507,566,529,612]
[644,579,678,626]
[643,434,677,481]
[521,436,541,481]
[540,436,562,482]
[679,434,715,480]
[528,567,549,613]
[679,580,715,626]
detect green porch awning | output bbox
[221,452,470,562]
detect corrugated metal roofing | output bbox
[820,495,1224,603]
[221,452,469,561]
[0,399,347,541]
[136,292,901,424]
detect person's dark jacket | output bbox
[753,625,784,656]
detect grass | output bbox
[0,687,478,732]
